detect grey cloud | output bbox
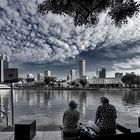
[0,0,140,68]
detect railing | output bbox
[0,107,8,127]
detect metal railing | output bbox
[0,107,8,127]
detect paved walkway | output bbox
[0,131,61,140]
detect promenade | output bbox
[0,131,61,140]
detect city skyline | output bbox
[1,0,140,78]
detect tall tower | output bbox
[79,60,86,79]
[100,67,106,78]
[70,69,76,81]
[4,55,9,69]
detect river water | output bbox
[0,89,140,132]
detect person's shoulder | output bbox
[97,105,102,109]
[109,104,116,109]
[64,109,70,114]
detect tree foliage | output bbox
[44,77,56,86]
[121,73,140,88]
[79,79,87,87]
[38,0,140,27]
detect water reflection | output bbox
[0,90,140,132]
[122,91,140,105]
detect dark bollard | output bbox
[15,120,36,140]
[138,117,140,128]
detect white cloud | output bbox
[0,0,140,70]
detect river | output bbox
[0,89,140,132]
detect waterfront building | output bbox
[89,77,123,88]
[44,70,51,77]
[100,67,106,78]
[26,73,34,83]
[115,72,123,78]
[96,69,100,78]
[70,69,76,81]
[79,60,86,79]
[37,73,44,81]
[67,74,71,81]
[96,67,106,78]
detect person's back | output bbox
[95,97,117,135]
[63,100,80,134]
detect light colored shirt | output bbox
[63,108,80,134]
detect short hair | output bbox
[69,100,78,109]
[100,97,109,104]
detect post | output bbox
[138,117,140,128]
[11,83,14,126]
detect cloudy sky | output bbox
[1,0,140,79]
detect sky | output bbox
[1,0,140,79]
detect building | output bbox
[70,69,76,81]
[44,70,51,77]
[115,72,123,78]
[79,60,86,79]
[88,77,123,88]
[3,55,9,69]
[37,73,44,81]
[96,67,106,78]
[67,74,71,81]
[96,69,100,78]
[0,55,10,82]
[0,55,18,83]
[100,67,106,78]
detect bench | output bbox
[60,123,140,140]
[14,120,36,140]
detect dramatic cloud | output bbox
[0,0,140,76]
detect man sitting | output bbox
[63,100,80,136]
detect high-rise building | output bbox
[4,55,9,69]
[70,69,76,81]
[37,73,44,81]
[0,54,10,82]
[100,67,106,78]
[79,60,86,79]
[96,67,106,78]
[96,69,100,78]
[115,72,123,78]
[44,70,51,77]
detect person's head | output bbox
[100,97,109,104]
[69,100,78,109]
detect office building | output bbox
[100,67,106,78]
[0,54,10,82]
[96,67,106,78]
[44,70,51,77]
[115,72,123,78]
[37,73,44,81]
[70,69,76,81]
[96,69,100,78]
[79,60,86,79]
[4,55,9,69]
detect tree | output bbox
[79,79,87,88]
[38,0,140,27]
[44,76,57,87]
[121,73,140,88]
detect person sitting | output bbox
[63,100,80,136]
[95,97,117,135]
